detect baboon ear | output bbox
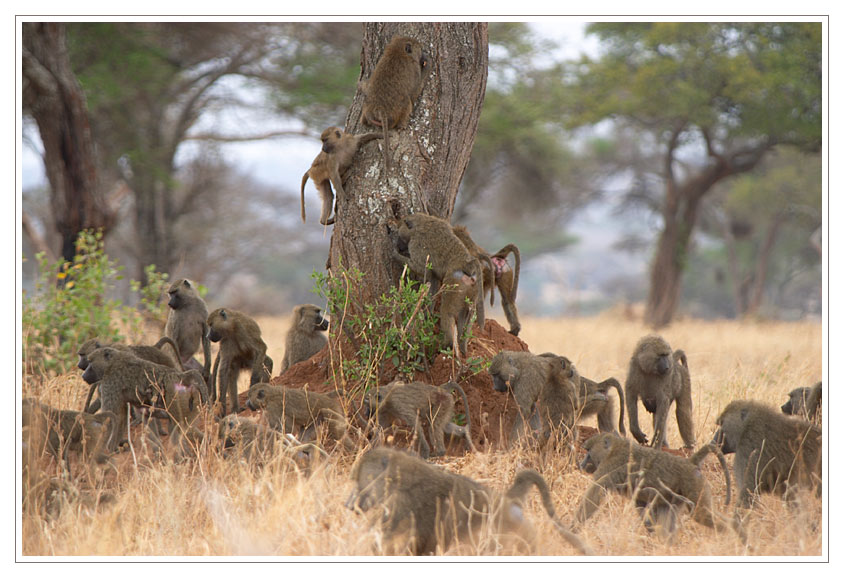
[104,349,112,360]
[220,309,227,320]
[183,279,191,288]
[257,389,265,400]
[335,130,341,138]
[740,408,749,421]
[603,437,611,449]
[94,340,102,348]
[404,42,413,54]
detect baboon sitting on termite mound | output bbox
[345,447,592,555]
[280,304,329,373]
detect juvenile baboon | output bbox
[713,400,821,511]
[625,335,695,449]
[280,304,329,373]
[574,433,735,539]
[218,415,281,461]
[391,213,485,354]
[346,447,591,555]
[81,347,208,450]
[165,278,212,385]
[576,375,626,435]
[245,383,352,450]
[22,398,115,474]
[300,127,383,225]
[452,225,522,336]
[207,308,273,415]
[361,35,429,173]
[489,351,579,447]
[363,380,474,458]
[781,381,822,422]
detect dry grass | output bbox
[19,313,824,558]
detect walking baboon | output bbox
[361,35,429,174]
[81,347,208,450]
[346,447,591,555]
[452,225,522,336]
[363,380,474,458]
[207,308,273,415]
[489,351,579,447]
[576,375,626,435]
[391,213,485,354]
[245,383,352,450]
[713,400,821,511]
[625,335,695,449]
[22,399,115,474]
[280,304,329,373]
[300,127,383,225]
[165,278,212,385]
[574,433,735,539]
[781,381,822,422]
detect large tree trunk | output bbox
[22,22,114,262]
[328,22,488,307]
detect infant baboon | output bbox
[625,335,695,449]
[207,308,273,415]
[361,35,430,173]
[391,213,485,355]
[363,380,474,458]
[346,447,591,555]
[22,399,115,475]
[218,414,281,462]
[300,127,382,225]
[165,278,212,385]
[81,347,208,450]
[781,381,822,423]
[489,351,579,447]
[452,225,522,336]
[576,375,626,435]
[574,433,735,539]
[280,304,329,373]
[245,383,352,450]
[713,400,821,511]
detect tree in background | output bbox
[563,22,821,326]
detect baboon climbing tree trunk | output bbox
[328,22,488,308]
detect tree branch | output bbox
[184,129,312,143]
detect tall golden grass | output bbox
[20,313,824,558]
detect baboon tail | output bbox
[210,351,221,406]
[605,377,626,436]
[673,349,688,368]
[153,336,183,370]
[691,443,732,506]
[83,382,99,414]
[381,117,391,175]
[493,244,521,302]
[300,172,309,223]
[444,382,475,451]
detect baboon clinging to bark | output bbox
[781,381,822,423]
[165,278,212,385]
[488,351,579,447]
[207,308,273,415]
[713,400,821,511]
[574,433,737,540]
[361,35,430,174]
[345,447,592,555]
[625,335,695,449]
[280,304,329,373]
[391,213,485,355]
[363,380,474,458]
[300,127,382,225]
[452,225,522,336]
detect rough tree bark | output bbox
[22,22,114,262]
[326,22,488,310]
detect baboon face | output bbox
[579,433,616,473]
[320,127,343,154]
[712,402,748,455]
[635,336,673,375]
[206,308,230,343]
[781,387,810,415]
[345,450,391,512]
[167,278,196,310]
[297,305,329,332]
[401,37,429,74]
[218,415,252,448]
[76,339,101,370]
[488,353,517,393]
[81,347,118,384]
[245,384,271,412]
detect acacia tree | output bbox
[565,23,821,327]
[328,23,489,306]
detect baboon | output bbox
[165,278,212,385]
[207,308,273,415]
[574,433,735,539]
[576,375,626,435]
[166,379,207,463]
[245,383,352,450]
[489,351,579,447]
[452,225,522,336]
[361,35,429,174]
[218,415,281,461]
[625,335,695,449]
[81,347,208,450]
[363,380,474,458]
[346,447,592,555]
[280,304,329,373]
[22,399,115,474]
[300,127,382,225]
[781,381,822,422]
[391,213,485,354]
[713,400,821,511]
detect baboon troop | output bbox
[361,35,430,174]
[165,278,212,384]
[280,304,329,373]
[207,308,273,415]
[781,381,822,423]
[625,335,695,449]
[301,127,383,225]
[363,380,473,458]
[346,448,591,555]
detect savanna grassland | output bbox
[20,312,824,558]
